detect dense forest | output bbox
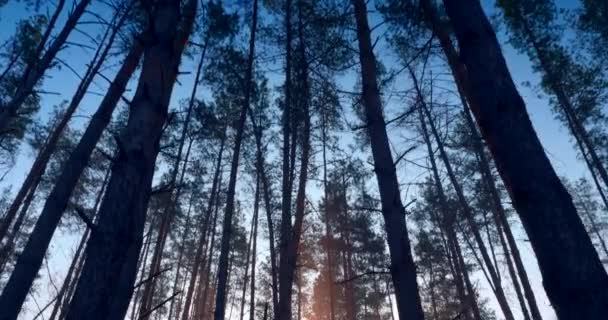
[0,0,606,319]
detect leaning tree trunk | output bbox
[0,35,145,320]
[441,0,608,318]
[418,2,544,318]
[62,1,197,319]
[418,103,480,320]
[412,71,515,320]
[511,7,608,196]
[350,1,425,320]
[213,0,258,317]
[0,14,122,244]
[0,0,91,133]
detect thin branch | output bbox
[138,290,181,319]
[73,207,96,231]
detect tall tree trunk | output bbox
[418,2,544,318]
[249,174,260,320]
[0,0,92,133]
[0,32,145,320]
[213,0,258,317]
[62,2,197,319]
[350,1,425,319]
[247,95,278,315]
[412,70,515,320]
[0,14,122,243]
[441,0,608,317]
[276,1,311,318]
[278,0,294,315]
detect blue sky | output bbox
[0,0,598,319]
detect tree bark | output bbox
[441,0,608,317]
[350,1,425,320]
[0,32,144,320]
[62,1,197,319]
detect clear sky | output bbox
[0,0,599,319]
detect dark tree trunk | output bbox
[0,33,145,320]
[0,0,91,133]
[276,1,311,318]
[418,2,544,318]
[278,0,294,315]
[62,2,197,319]
[350,1,425,320]
[249,174,260,320]
[441,0,608,317]
[213,0,258,317]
